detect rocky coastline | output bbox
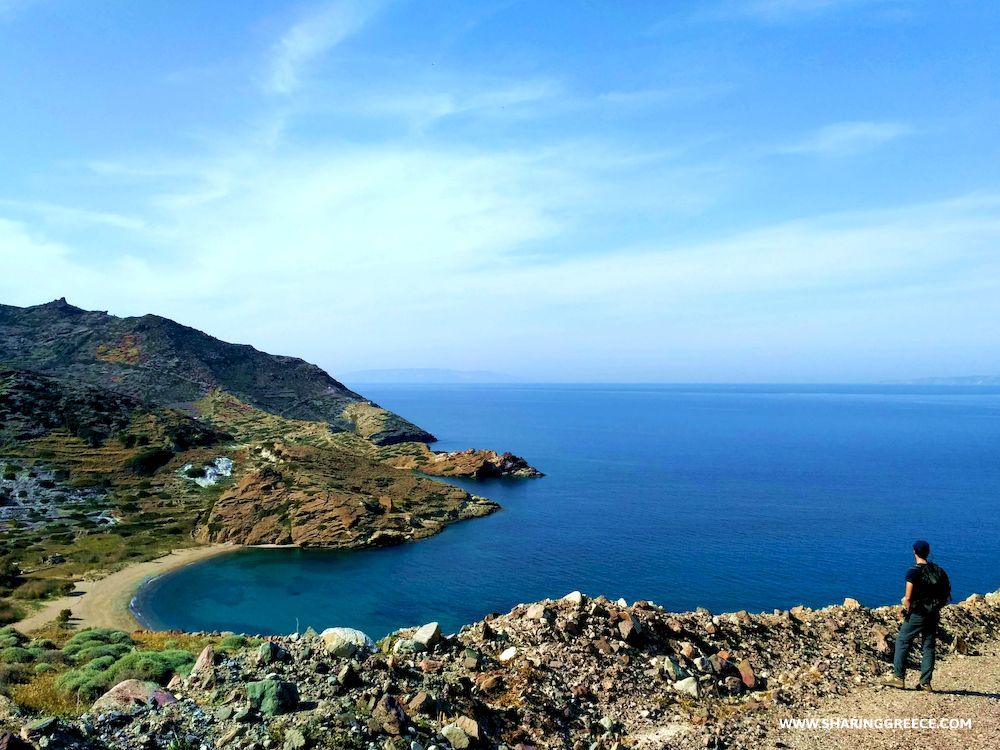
[1,586,998,750]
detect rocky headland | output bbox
[0,588,998,750]
[382,444,544,479]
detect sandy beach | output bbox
[14,543,238,633]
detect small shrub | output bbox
[34,662,56,674]
[71,643,132,664]
[0,662,29,690]
[12,579,73,601]
[55,648,194,701]
[0,647,34,664]
[62,629,133,661]
[83,655,117,672]
[0,626,28,648]
[217,634,250,652]
[56,609,72,626]
[109,649,195,684]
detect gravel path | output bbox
[768,642,1000,750]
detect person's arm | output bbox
[902,581,914,613]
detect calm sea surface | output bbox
[132,384,1000,637]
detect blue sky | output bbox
[1,0,998,382]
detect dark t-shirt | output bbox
[905,565,925,603]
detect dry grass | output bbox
[9,671,83,716]
[0,598,25,625]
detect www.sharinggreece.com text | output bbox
[779,717,973,730]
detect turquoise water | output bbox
[132,384,1000,637]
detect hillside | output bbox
[0,299,431,446]
[0,301,539,620]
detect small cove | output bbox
[132,384,1000,637]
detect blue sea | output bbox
[132,384,1000,637]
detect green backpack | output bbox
[915,562,951,614]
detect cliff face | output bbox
[0,299,432,445]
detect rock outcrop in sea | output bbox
[2,589,998,750]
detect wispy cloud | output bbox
[265,0,384,95]
[332,78,563,129]
[772,120,913,157]
[0,199,147,230]
[702,0,912,23]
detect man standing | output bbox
[883,539,951,691]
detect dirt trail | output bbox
[14,544,236,633]
[768,642,1000,750]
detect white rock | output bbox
[498,646,518,662]
[674,676,700,698]
[413,622,441,647]
[562,591,585,606]
[320,627,376,658]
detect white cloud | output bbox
[773,120,913,157]
[265,0,383,95]
[4,146,999,380]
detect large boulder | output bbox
[441,723,470,749]
[320,627,376,658]
[91,680,177,713]
[412,622,441,648]
[246,679,299,717]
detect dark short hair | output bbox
[913,539,931,558]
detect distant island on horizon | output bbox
[344,367,525,384]
[887,375,1000,385]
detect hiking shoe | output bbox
[881,674,905,689]
[918,682,934,692]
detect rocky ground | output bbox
[0,461,113,533]
[762,640,1000,750]
[1,589,997,750]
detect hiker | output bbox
[883,539,951,691]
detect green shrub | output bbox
[34,662,56,675]
[0,647,34,664]
[83,655,117,672]
[0,626,27,648]
[110,649,194,683]
[55,648,194,701]
[62,629,132,661]
[217,634,250,652]
[71,643,132,664]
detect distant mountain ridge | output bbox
[345,367,523,384]
[0,299,432,445]
[902,375,1000,385]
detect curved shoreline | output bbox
[14,543,240,633]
